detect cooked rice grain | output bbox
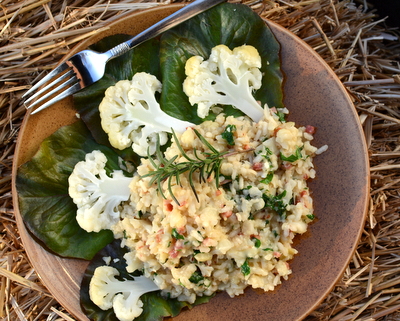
[112,107,321,303]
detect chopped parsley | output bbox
[241,259,251,276]
[221,124,236,146]
[189,269,204,284]
[262,190,287,218]
[251,237,261,248]
[260,172,274,184]
[171,228,184,240]
[280,147,303,162]
[275,110,286,122]
[262,147,273,160]
[307,214,315,220]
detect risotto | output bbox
[112,107,319,303]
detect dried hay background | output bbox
[1,0,400,320]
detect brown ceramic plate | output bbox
[12,4,369,321]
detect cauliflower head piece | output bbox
[99,72,194,157]
[68,150,132,233]
[89,265,159,321]
[183,44,264,122]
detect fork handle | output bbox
[104,0,226,60]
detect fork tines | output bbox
[23,63,81,114]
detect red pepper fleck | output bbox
[305,125,316,135]
[164,200,173,212]
[273,127,281,136]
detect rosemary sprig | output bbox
[141,128,231,205]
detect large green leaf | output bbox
[16,121,126,259]
[81,240,213,321]
[159,2,284,123]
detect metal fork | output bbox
[23,0,226,114]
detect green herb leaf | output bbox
[252,237,261,248]
[275,110,286,122]
[172,228,185,240]
[307,214,315,220]
[262,190,287,218]
[221,124,236,146]
[142,129,243,205]
[263,248,273,251]
[189,269,204,284]
[260,172,274,184]
[241,259,251,276]
[280,147,303,163]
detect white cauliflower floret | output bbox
[99,72,194,156]
[183,44,264,122]
[89,266,159,321]
[68,150,132,233]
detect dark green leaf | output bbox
[16,121,123,259]
[159,3,283,122]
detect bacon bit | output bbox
[303,174,309,180]
[243,144,250,150]
[305,125,316,135]
[155,229,163,243]
[175,239,185,249]
[169,248,179,258]
[285,262,290,269]
[220,210,233,219]
[207,176,213,183]
[250,234,260,239]
[300,190,308,197]
[216,189,222,196]
[169,239,184,258]
[179,201,187,208]
[164,200,173,212]
[273,252,281,258]
[202,238,216,247]
[282,162,293,170]
[177,226,186,235]
[252,162,263,171]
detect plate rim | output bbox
[11,4,370,320]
